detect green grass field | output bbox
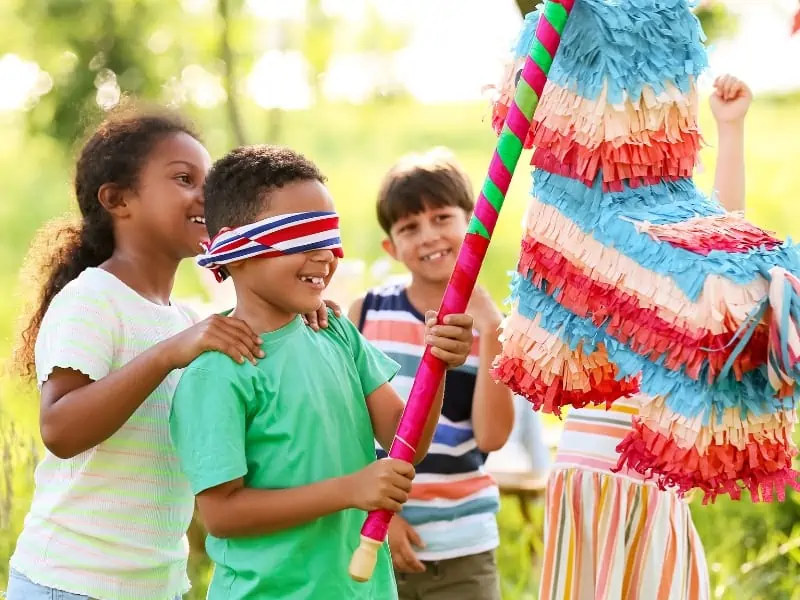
[1,94,799,598]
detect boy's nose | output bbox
[309,249,336,262]
[418,222,440,244]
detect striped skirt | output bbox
[538,399,710,600]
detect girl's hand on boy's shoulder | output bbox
[467,285,504,334]
[425,310,474,369]
[301,299,343,331]
[163,315,265,368]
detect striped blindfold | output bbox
[197,211,343,282]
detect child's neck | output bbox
[103,251,178,306]
[405,277,448,315]
[231,286,297,336]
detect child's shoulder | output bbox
[45,268,121,318]
[368,278,410,299]
[182,348,257,383]
[360,279,411,312]
[346,280,407,328]
[319,309,359,344]
[55,266,111,297]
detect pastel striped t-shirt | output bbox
[10,268,198,600]
[358,283,500,561]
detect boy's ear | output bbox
[97,183,131,218]
[381,237,398,260]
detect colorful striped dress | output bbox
[358,282,501,561]
[540,396,710,600]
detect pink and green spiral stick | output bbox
[348,0,575,582]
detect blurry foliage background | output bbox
[1,0,800,598]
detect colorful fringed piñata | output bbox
[491,0,800,503]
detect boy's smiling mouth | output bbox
[420,249,451,262]
[188,215,206,225]
[299,275,326,289]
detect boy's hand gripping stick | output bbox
[348,0,575,582]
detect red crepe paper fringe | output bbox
[530,124,701,190]
[637,213,782,256]
[492,353,640,418]
[615,418,800,504]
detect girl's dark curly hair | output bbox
[12,103,200,381]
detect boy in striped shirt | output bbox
[349,147,516,599]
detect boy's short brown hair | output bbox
[376,147,474,235]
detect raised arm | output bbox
[467,286,515,452]
[709,74,752,213]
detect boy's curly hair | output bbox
[203,145,327,239]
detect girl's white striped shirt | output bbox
[10,268,199,600]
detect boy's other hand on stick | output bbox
[346,458,415,513]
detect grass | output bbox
[1,92,800,597]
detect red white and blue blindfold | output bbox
[198,211,343,282]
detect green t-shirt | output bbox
[169,313,400,600]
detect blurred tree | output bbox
[4,0,258,149]
[217,0,246,145]
[6,0,184,146]
[302,0,337,103]
[694,0,739,42]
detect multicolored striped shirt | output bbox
[10,268,198,600]
[358,282,500,561]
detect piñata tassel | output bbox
[717,266,800,397]
[765,267,800,394]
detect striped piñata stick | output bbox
[348,0,576,582]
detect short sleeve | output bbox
[35,281,119,387]
[175,301,204,326]
[169,364,249,495]
[333,313,400,397]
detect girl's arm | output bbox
[41,315,263,459]
[709,74,752,213]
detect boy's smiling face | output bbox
[228,180,339,317]
[383,205,469,285]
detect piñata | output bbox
[490,0,800,503]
